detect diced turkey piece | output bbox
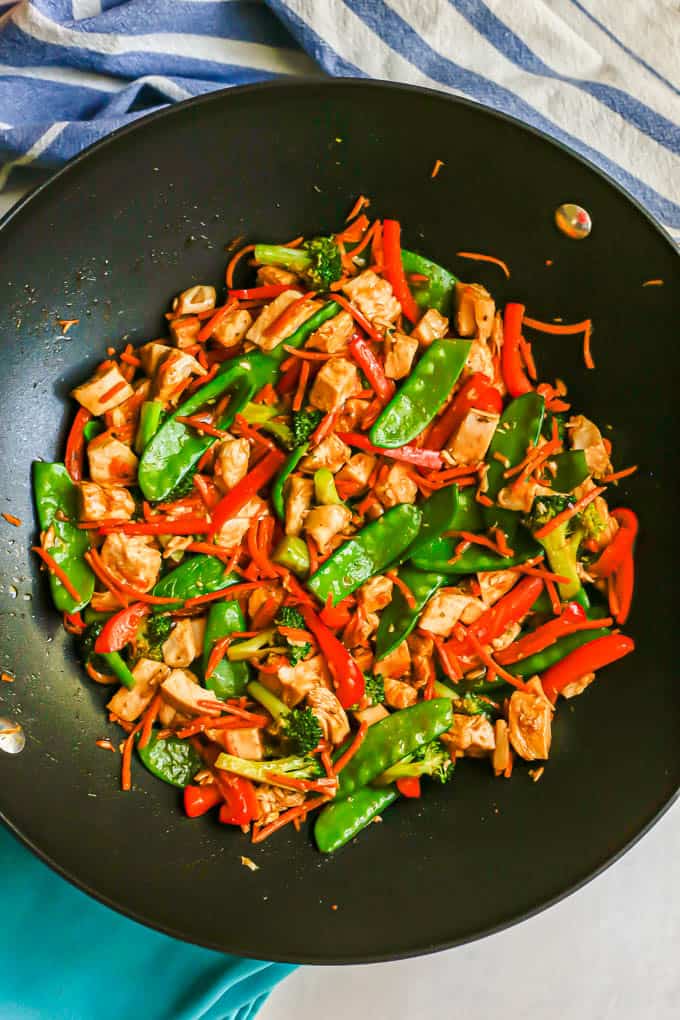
[336,397,371,432]
[256,265,301,287]
[71,363,134,416]
[284,475,313,536]
[357,574,394,613]
[306,310,354,353]
[342,270,401,327]
[107,658,170,722]
[161,668,221,716]
[139,341,172,377]
[307,685,350,745]
[374,463,418,508]
[107,379,150,433]
[172,284,216,316]
[207,726,265,759]
[246,290,316,352]
[560,670,596,700]
[77,481,135,522]
[87,434,139,487]
[169,316,201,349]
[305,504,352,554]
[256,784,305,825]
[385,333,419,379]
[100,532,161,592]
[214,437,250,494]
[446,408,500,465]
[273,654,330,707]
[162,618,201,669]
[211,307,253,349]
[336,453,376,493]
[299,434,351,473]
[213,496,266,550]
[407,632,434,688]
[342,609,379,648]
[309,357,361,412]
[411,308,449,347]
[353,704,389,727]
[508,677,553,760]
[419,588,481,638]
[491,719,512,776]
[477,570,518,606]
[383,676,417,709]
[374,640,411,679]
[153,349,206,402]
[455,282,495,342]
[441,714,496,758]
[567,414,612,479]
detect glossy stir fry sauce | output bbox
[32,212,637,852]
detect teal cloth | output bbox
[0,825,293,1020]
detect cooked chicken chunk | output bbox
[207,726,265,759]
[411,307,449,347]
[477,570,518,607]
[464,336,495,380]
[342,609,379,648]
[161,668,221,716]
[374,463,418,508]
[342,270,400,327]
[169,316,201,349]
[508,677,553,760]
[160,535,193,560]
[335,453,377,493]
[274,654,330,707]
[107,380,150,434]
[305,504,352,554]
[309,357,361,412]
[284,475,313,536]
[100,533,161,592]
[306,310,353,353]
[256,265,301,287]
[559,671,595,700]
[357,574,394,613]
[214,437,250,494]
[374,641,411,679]
[447,408,500,465]
[72,363,134,416]
[248,584,284,623]
[491,719,512,776]
[407,632,434,687]
[172,284,216,316]
[162,618,201,669]
[383,675,417,709]
[247,290,319,352]
[568,414,612,479]
[211,307,253,348]
[107,658,170,722]
[497,477,542,514]
[153,349,206,402]
[77,481,135,522]
[213,496,265,550]
[419,588,480,638]
[299,434,351,474]
[455,282,495,342]
[307,685,350,745]
[353,704,389,727]
[139,341,172,377]
[336,397,371,432]
[255,784,305,825]
[87,434,139,487]
[490,620,522,652]
[385,333,419,379]
[441,714,496,758]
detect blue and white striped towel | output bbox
[0,1,678,240]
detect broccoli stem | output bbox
[213,751,318,787]
[272,536,310,577]
[253,244,312,274]
[373,759,431,785]
[314,468,343,506]
[247,680,289,721]
[227,629,277,662]
[540,526,582,598]
[240,402,280,423]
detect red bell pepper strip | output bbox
[541,633,635,703]
[227,285,290,301]
[100,517,211,536]
[447,575,544,658]
[64,406,92,482]
[337,431,443,471]
[495,601,613,665]
[184,784,222,818]
[214,771,260,825]
[591,508,638,579]
[428,373,503,450]
[501,303,533,398]
[208,449,286,539]
[382,219,419,324]
[319,594,353,630]
[613,554,634,625]
[349,335,395,403]
[94,601,150,653]
[300,604,365,708]
[396,776,421,798]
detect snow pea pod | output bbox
[335,698,453,799]
[398,484,459,565]
[375,567,447,660]
[271,442,309,520]
[401,249,457,316]
[307,504,422,606]
[203,600,249,699]
[549,451,589,493]
[314,785,399,854]
[137,733,202,788]
[370,339,470,448]
[152,554,238,610]
[139,301,340,501]
[32,462,94,613]
[483,392,545,534]
[410,524,541,575]
[508,626,611,678]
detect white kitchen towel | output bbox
[0,0,678,240]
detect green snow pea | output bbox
[271,443,309,520]
[549,451,589,493]
[134,400,164,455]
[82,420,103,442]
[508,626,611,678]
[335,698,453,799]
[137,733,202,788]
[138,301,340,501]
[152,554,238,611]
[401,249,458,316]
[307,504,422,606]
[314,785,399,854]
[203,600,249,699]
[483,392,545,534]
[32,462,94,613]
[103,651,137,689]
[399,484,459,564]
[432,680,504,718]
[410,524,541,575]
[374,567,447,660]
[370,339,471,448]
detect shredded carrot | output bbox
[32,546,83,603]
[138,692,163,751]
[305,534,320,576]
[386,570,416,610]
[522,314,594,370]
[251,595,280,631]
[345,194,370,221]
[292,359,311,412]
[518,336,537,380]
[2,512,21,527]
[509,561,570,584]
[600,465,638,484]
[430,159,444,178]
[58,318,79,334]
[120,351,141,368]
[310,407,340,445]
[429,633,462,681]
[642,279,664,287]
[465,632,528,690]
[121,719,145,791]
[533,486,606,539]
[264,772,338,794]
[277,625,314,644]
[1,672,14,683]
[185,541,232,562]
[333,723,369,775]
[205,636,232,680]
[447,530,513,559]
[254,382,278,406]
[345,219,380,261]
[233,413,276,451]
[475,490,494,507]
[85,549,180,605]
[545,578,562,615]
[456,251,510,279]
[263,292,315,341]
[225,243,255,288]
[95,738,116,752]
[283,235,304,248]
[491,528,515,558]
[86,660,117,684]
[492,452,511,468]
[251,794,331,844]
[281,345,339,361]
[99,379,128,404]
[183,582,260,608]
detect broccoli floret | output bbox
[580,501,606,542]
[214,751,323,784]
[133,614,173,663]
[365,674,385,705]
[523,493,572,532]
[275,606,305,630]
[524,494,582,599]
[291,409,323,447]
[377,739,455,786]
[239,402,295,450]
[542,411,567,444]
[253,237,342,291]
[286,641,311,666]
[280,707,323,755]
[161,472,195,503]
[79,621,105,666]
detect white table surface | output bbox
[2,178,678,1020]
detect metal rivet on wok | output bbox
[555,203,592,239]
[0,717,26,755]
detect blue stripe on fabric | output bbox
[0,74,110,119]
[568,0,680,99]
[264,0,365,78]
[342,0,680,227]
[449,0,680,155]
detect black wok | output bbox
[0,80,678,963]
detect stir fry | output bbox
[32,210,637,852]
